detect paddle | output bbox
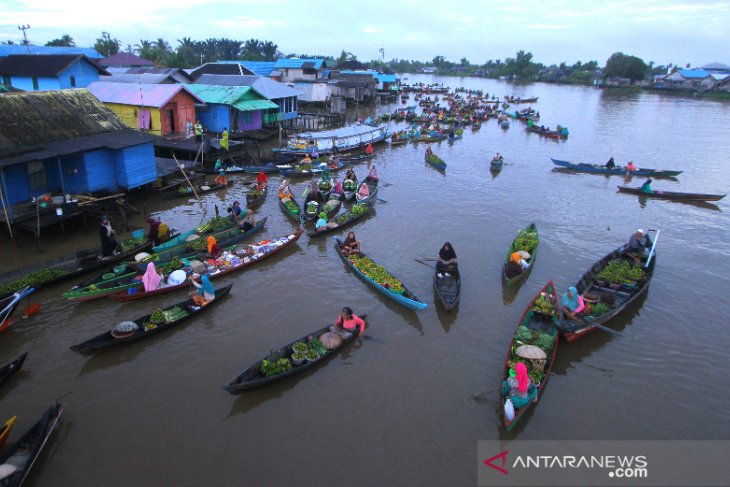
[376,198,388,204]
[645,229,660,268]
[553,316,620,336]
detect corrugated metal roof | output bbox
[100,52,154,67]
[87,82,203,108]
[233,98,278,111]
[0,55,108,77]
[239,61,276,76]
[194,74,301,100]
[0,45,103,58]
[274,58,325,69]
[104,73,176,84]
[678,69,710,79]
[189,62,255,81]
[184,83,253,105]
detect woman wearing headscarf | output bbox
[141,262,162,292]
[99,215,119,257]
[256,170,268,189]
[331,306,366,338]
[562,286,589,321]
[190,274,215,305]
[332,178,343,195]
[436,242,458,277]
[500,362,537,409]
[340,231,360,257]
[207,236,220,258]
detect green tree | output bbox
[94,32,121,57]
[134,40,156,61]
[603,52,648,82]
[45,35,75,47]
[432,55,445,67]
[260,41,279,61]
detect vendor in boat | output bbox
[315,212,328,231]
[332,178,343,194]
[255,170,268,189]
[141,262,163,293]
[190,274,215,306]
[227,201,243,221]
[239,209,255,232]
[207,236,221,259]
[425,146,433,157]
[626,161,637,173]
[99,215,120,258]
[340,231,361,257]
[278,179,291,199]
[436,242,458,278]
[364,143,374,156]
[640,178,654,194]
[500,362,537,409]
[302,154,312,164]
[215,170,228,187]
[505,251,530,278]
[494,152,504,162]
[357,182,370,199]
[332,306,366,338]
[625,228,653,263]
[344,168,356,182]
[562,286,591,321]
[367,163,378,180]
[146,217,161,246]
[606,157,616,169]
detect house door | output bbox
[167,109,176,133]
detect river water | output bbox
[1,74,729,486]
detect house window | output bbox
[70,76,76,87]
[32,77,39,90]
[27,160,47,191]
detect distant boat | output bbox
[551,159,682,178]
[272,124,388,157]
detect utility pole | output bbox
[17,24,30,46]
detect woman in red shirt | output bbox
[333,307,366,337]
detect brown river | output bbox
[1,74,729,486]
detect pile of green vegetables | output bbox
[343,180,357,190]
[294,163,313,172]
[149,308,165,324]
[248,188,264,199]
[0,268,70,295]
[119,237,147,253]
[208,216,231,231]
[531,294,556,315]
[597,259,644,284]
[514,325,556,354]
[347,255,405,294]
[260,358,292,377]
[590,302,611,316]
[284,199,299,213]
[351,204,368,216]
[323,201,339,213]
[177,186,193,194]
[513,230,538,254]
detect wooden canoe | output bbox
[502,223,538,285]
[70,285,232,354]
[526,126,567,139]
[554,245,656,342]
[307,204,371,238]
[0,239,152,301]
[425,153,446,170]
[334,237,427,310]
[278,189,302,223]
[490,159,504,171]
[0,352,27,390]
[617,186,725,202]
[342,176,359,201]
[0,416,16,450]
[0,402,62,487]
[245,184,267,209]
[108,230,302,303]
[0,287,34,334]
[501,281,559,431]
[152,219,251,260]
[224,324,362,393]
[433,268,460,311]
[152,218,237,253]
[551,158,682,178]
[162,180,232,199]
[355,175,379,205]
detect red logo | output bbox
[484,450,509,475]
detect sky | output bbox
[0,0,728,67]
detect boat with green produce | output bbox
[554,243,656,342]
[152,216,235,253]
[0,402,63,487]
[153,218,264,260]
[245,184,267,209]
[162,179,232,199]
[502,223,538,285]
[223,322,363,393]
[278,186,302,223]
[342,175,359,201]
[109,230,302,303]
[70,285,233,354]
[501,281,559,431]
[307,203,371,238]
[334,237,427,311]
[425,153,446,170]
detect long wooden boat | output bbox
[526,125,568,139]
[391,138,409,146]
[0,416,16,451]
[334,237,427,311]
[433,268,460,311]
[152,217,236,253]
[307,203,371,238]
[0,239,152,301]
[425,153,446,170]
[502,223,538,285]
[70,285,233,354]
[277,159,347,178]
[0,352,27,390]
[278,186,302,223]
[273,124,388,157]
[616,186,725,202]
[223,324,362,393]
[337,153,375,163]
[0,402,62,486]
[551,159,682,178]
[490,158,504,171]
[245,184,267,209]
[501,281,559,431]
[0,287,34,334]
[162,180,232,199]
[554,245,656,342]
[240,163,279,174]
[108,230,302,303]
[153,219,263,261]
[355,175,379,205]
[509,96,539,104]
[423,134,447,143]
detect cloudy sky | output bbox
[0,0,728,67]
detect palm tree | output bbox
[45,34,76,47]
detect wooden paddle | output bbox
[645,229,660,268]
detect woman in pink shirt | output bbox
[333,307,366,337]
[562,287,591,321]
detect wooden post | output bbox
[173,154,207,219]
[0,173,13,240]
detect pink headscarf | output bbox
[142,262,162,292]
[515,362,529,394]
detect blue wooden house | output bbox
[0,89,157,223]
[0,54,108,91]
[183,83,278,133]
